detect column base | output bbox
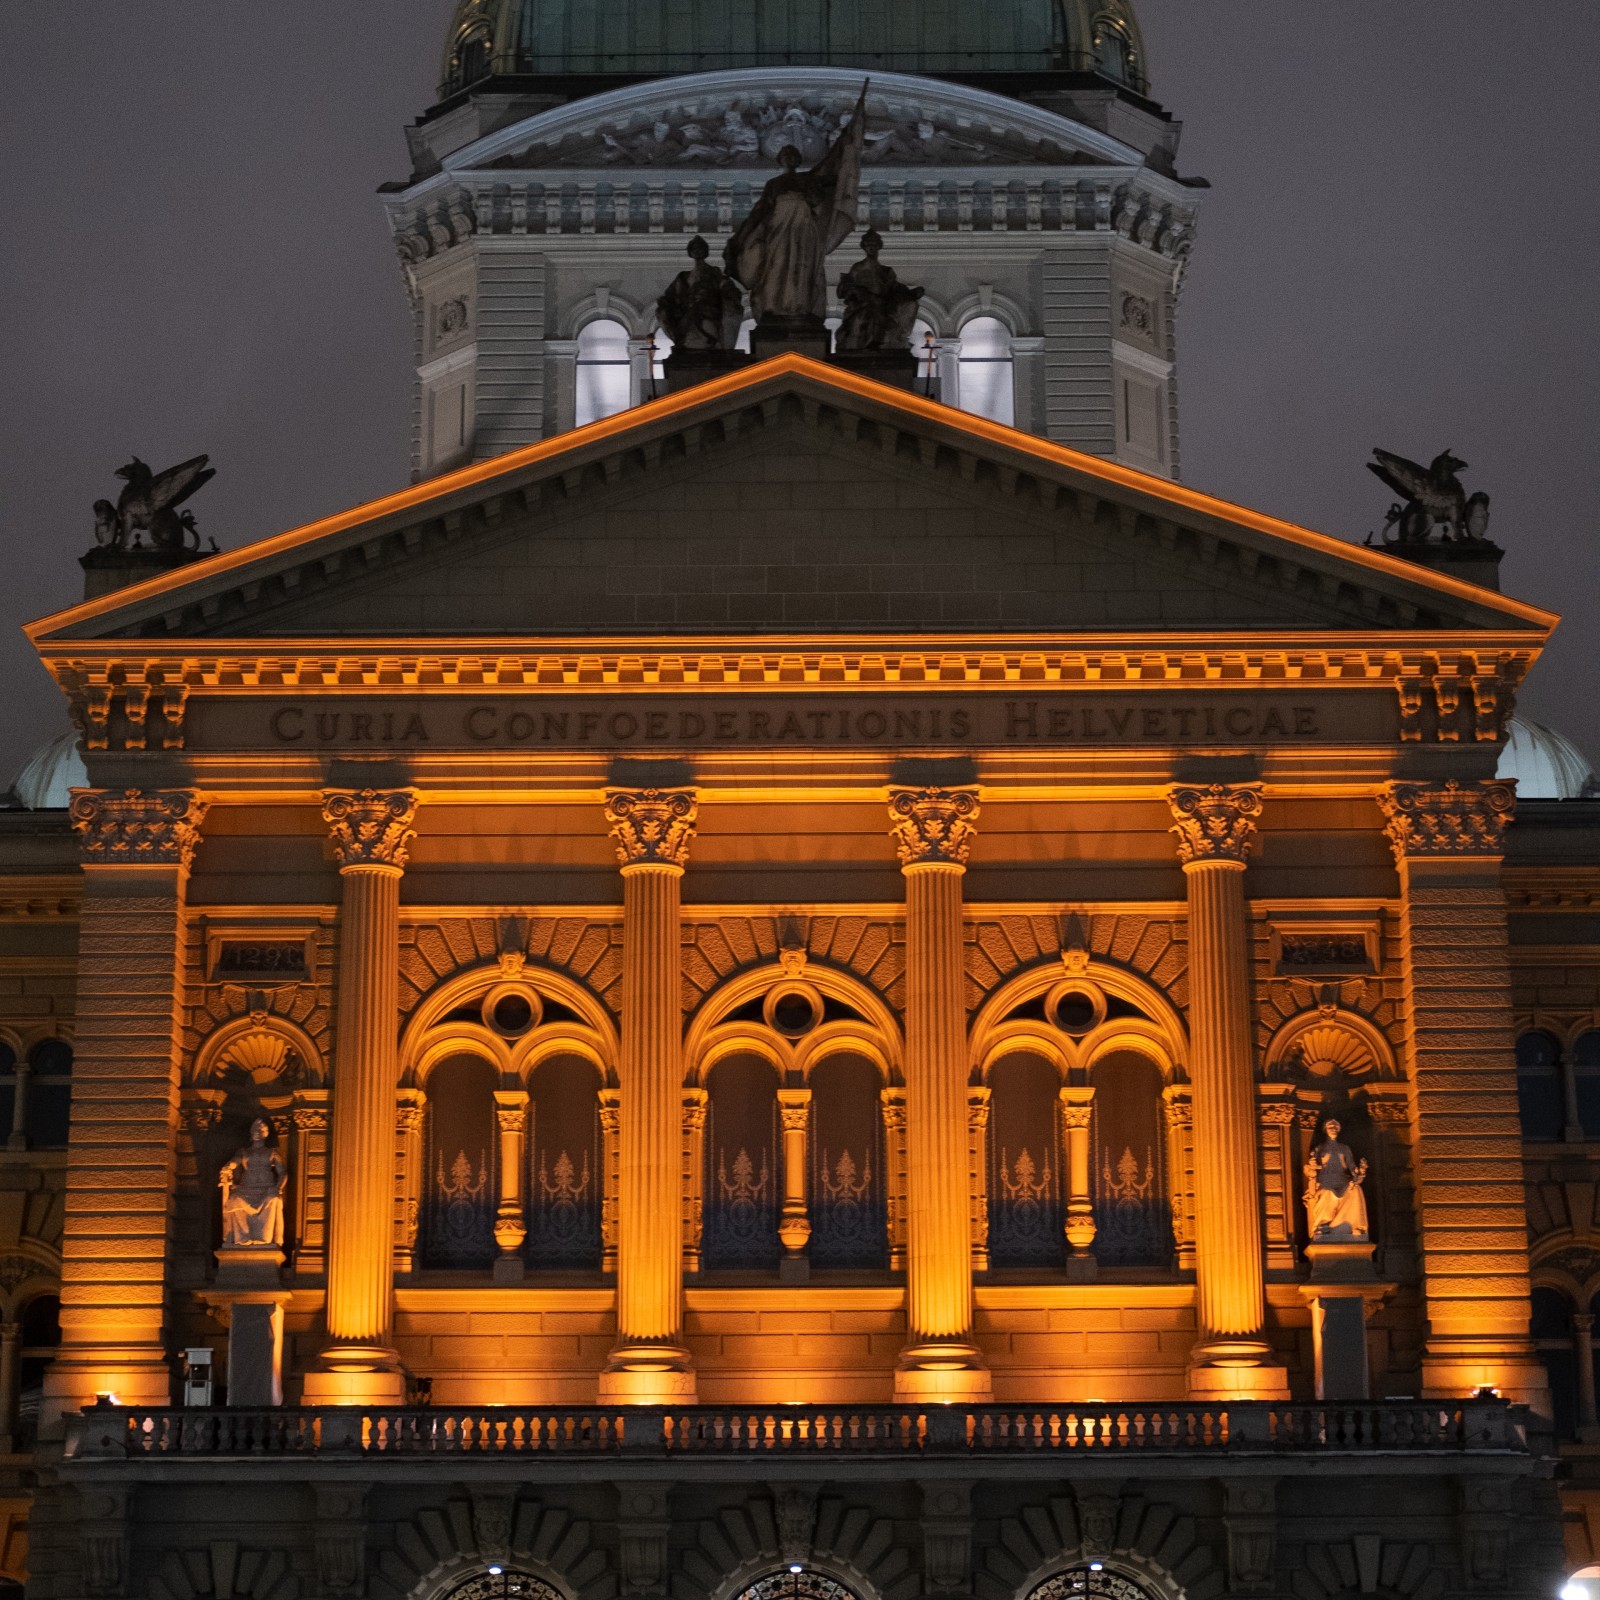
[301,1344,406,1405]
[598,1343,697,1405]
[894,1341,992,1403]
[1422,1336,1551,1408]
[1187,1339,1288,1401]
[43,1351,173,1428]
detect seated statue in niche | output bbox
[1303,1118,1369,1242]
[220,1117,288,1248]
[656,235,744,350]
[835,230,924,353]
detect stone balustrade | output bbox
[67,1400,1525,1461]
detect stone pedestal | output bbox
[214,1246,285,1291]
[750,317,830,361]
[829,350,918,391]
[1301,1241,1380,1401]
[661,350,749,394]
[227,1301,286,1407]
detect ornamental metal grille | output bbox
[423,1055,499,1269]
[987,1053,1065,1268]
[443,1572,563,1600]
[526,1055,603,1269]
[809,1054,887,1269]
[732,1571,861,1600]
[1028,1567,1154,1600]
[703,1056,780,1270]
[1090,1052,1172,1270]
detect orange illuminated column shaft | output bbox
[600,787,699,1404]
[1168,784,1285,1399]
[43,789,207,1422]
[1381,779,1547,1404]
[304,788,417,1405]
[890,787,991,1402]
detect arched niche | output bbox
[1264,1006,1398,1086]
[702,1051,780,1271]
[422,1052,499,1270]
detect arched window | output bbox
[441,1572,563,1600]
[1028,1569,1157,1600]
[1090,1049,1171,1268]
[16,1292,61,1450]
[1516,1030,1565,1141]
[1094,23,1135,86]
[808,1053,886,1269]
[703,1053,779,1270]
[1532,1286,1580,1441]
[987,1052,1063,1269]
[957,316,1015,427]
[575,318,633,428]
[526,1054,602,1270]
[730,1572,860,1600]
[911,318,939,396]
[28,1039,72,1149]
[451,26,493,91]
[1577,1031,1600,1138]
[423,1054,498,1269]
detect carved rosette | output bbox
[322,789,418,870]
[69,787,208,868]
[888,787,980,867]
[604,788,698,869]
[1167,784,1263,865]
[1378,779,1515,860]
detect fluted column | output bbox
[890,787,990,1401]
[600,787,698,1403]
[1168,784,1285,1399]
[44,788,205,1423]
[1381,779,1545,1403]
[305,788,416,1404]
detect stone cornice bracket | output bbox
[68,787,208,869]
[604,787,698,870]
[1167,783,1262,866]
[1378,778,1515,861]
[888,787,980,868]
[321,788,418,872]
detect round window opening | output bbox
[763,983,824,1038]
[443,1572,563,1600]
[731,1572,860,1600]
[483,984,542,1038]
[1046,980,1106,1036]
[1028,1567,1155,1600]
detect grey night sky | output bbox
[1,3,1596,775]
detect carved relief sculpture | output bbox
[1379,779,1515,859]
[887,786,980,866]
[656,235,744,349]
[70,787,208,867]
[220,1118,288,1247]
[724,82,868,326]
[1303,1118,1369,1242]
[835,230,924,353]
[604,787,698,867]
[321,788,418,869]
[1168,783,1262,864]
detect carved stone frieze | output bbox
[322,788,418,870]
[1379,779,1515,860]
[69,788,207,868]
[605,787,698,868]
[1167,783,1262,864]
[888,786,979,867]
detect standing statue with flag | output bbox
[725,82,869,330]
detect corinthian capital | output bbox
[1167,783,1262,865]
[605,788,697,869]
[1379,779,1514,860]
[69,788,208,868]
[322,788,417,870]
[888,787,980,867]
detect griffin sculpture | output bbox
[1366,447,1490,545]
[93,454,214,551]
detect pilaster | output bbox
[1380,778,1546,1402]
[45,787,205,1420]
[601,788,698,1403]
[889,787,989,1401]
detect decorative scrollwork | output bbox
[888,786,980,867]
[69,788,207,867]
[605,787,698,868]
[1379,779,1515,860]
[322,788,417,869]
[1167,783,1262,865]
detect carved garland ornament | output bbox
[322,788,418,869]
[1167,783,1262,864]
[888,787,980,866]
[1378,779,1515,860]
[605,787,698,868]
[69,787,207,867]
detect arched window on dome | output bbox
[575,318,634,428]
[450,25,494,92]
[1093,20,1136,87]
[1516,1030,1566,1142]
[956,316,1015,427]
[987,1052,1064,1269]
[423,1054,498,1269]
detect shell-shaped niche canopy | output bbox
[1282,1023,1377,1081]
[204,1027,308,1090]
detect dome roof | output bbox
[440,0,1147,98]
[1497,715,1598,801]
[6,730,86,811]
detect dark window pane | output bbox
[30,1084,70,1148]
[987,1053,1063,1269]
[809,1054,886,1270]
[1577,1032,1600,1138]
[703,1054,779,1270]
[423,1055,498,1269]
[526,1055,602,1270]
[28,1040,72,1075]
[1516,1031,1565,1140]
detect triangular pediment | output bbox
[30,356,1554,652]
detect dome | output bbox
[6,730,86,810]
[440,0,1147,99]
[1497,715,1598,801]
